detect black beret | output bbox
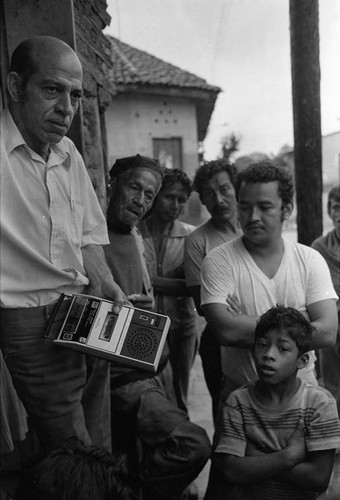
[109,154,164,179]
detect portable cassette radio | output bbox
[53,294,170,372]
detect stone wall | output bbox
[74,0,116,210]
[1,0,115,209]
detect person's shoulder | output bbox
[176,220,196,235]
[206,235,242,259]
[300,380,337,406]
[226,383,253,406]
[186,219,212,241]
[311,234,327,248]
[312,230,335,250]
[286,237,325,261]
[287,237,315,253]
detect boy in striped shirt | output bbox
[212,305,340,500]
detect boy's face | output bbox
[253,328,307,385]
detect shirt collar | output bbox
[2,108,26,154]
[167,219,191,238]
[1,108,70,167]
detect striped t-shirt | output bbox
[215,379,340,500]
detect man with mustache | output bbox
[105,156,211,500]
[200,161,338,499]
[0,36,126,454]
[184,160,241,423]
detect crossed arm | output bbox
[153,277,189,297]
[213,422,335,493]
[202,298,338,350]
[152,264,190,297]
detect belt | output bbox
[0,294,72,338]
[1,299,61,319]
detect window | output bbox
[153,138,183,170]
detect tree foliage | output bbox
[220,132,241,160]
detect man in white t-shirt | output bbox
[200,161,338,499]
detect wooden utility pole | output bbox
[289,0,323,245]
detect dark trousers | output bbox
[0,301,111,453]
[168,325,198,413]
[111,363,211,499]
[199,325,223,423]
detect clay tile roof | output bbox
[107,35,221,93]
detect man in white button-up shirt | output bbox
[0,36,125,455]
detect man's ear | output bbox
[107,177,118,212]
[108,176,118,197]
[7,72,24,102]
[297,352,309,370]
[282,202,293,221]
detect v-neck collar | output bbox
[240,237,287,281]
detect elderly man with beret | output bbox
[104,154,211,500]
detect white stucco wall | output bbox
[105,93,200,179]
[322,131,340,186]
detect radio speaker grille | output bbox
[120,327,159,362]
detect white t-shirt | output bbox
[201,236,338,389]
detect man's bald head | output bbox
[10,36,82,89]
[7,36,83,158]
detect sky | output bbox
[104,0,340,160]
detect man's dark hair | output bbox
[327,184,340,215]
[193,159,237,198]
[160,168,192,197]
[255,305,314,355]
[235,161,294,208]
[14,438,140,500]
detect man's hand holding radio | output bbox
[127,293,154,311]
